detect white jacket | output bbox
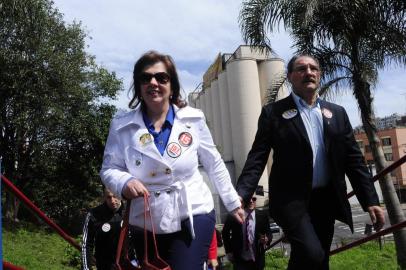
[100,105,240,237]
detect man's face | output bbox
[287,56,321,96]
[247,197,257,210]
[104,190,121,211]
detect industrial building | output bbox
[188,46,289,222]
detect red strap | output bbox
[143,194,161,263]
[115,200,131,270]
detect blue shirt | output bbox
[292,92,329,188]
[142,105,175,156]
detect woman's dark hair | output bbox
[129,50,186,109]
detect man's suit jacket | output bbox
[222,209,272,269]
[236,94,379,232]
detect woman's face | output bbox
[139,61,172,111]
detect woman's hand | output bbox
[122,179,150,199]
[231,206,245,224]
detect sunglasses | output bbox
[139,72,170,85]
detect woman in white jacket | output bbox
[100,51,244,270]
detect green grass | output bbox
[330,241,398,270]
[2,221,80,270]
[261,241,398,270]
[3,221,399,270]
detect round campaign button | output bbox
[140,133,153,146]
[178,132,193,147]
[166,142,182,158]
[322,108,333,119]
[282,109,297,119]
[102,223,111,232]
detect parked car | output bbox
[270,222,281,234]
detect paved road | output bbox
[331,205,392,249]
[270,203,405,255]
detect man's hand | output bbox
[208,258,218,268]
[259,234,269,245]
[367,205,385,231]
[226,253,234,263]
[231,207,245,224]
[122,179,150,199]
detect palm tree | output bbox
[239,0,406,268]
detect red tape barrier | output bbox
[3,261,25,270]
[347,155,406,198]
[1,175,81,251]
[330,219,406,255]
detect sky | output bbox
[52,0,405,127]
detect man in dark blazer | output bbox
[236,55,385,270]
[222,196,271,270]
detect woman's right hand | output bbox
[231,206,245,224]
[122,179,150,199]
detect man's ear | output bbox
[287,73,292,83]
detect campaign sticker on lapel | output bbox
[178,132,193,147]
[166,142,182,158]
[102,223,111,232]
[139,133,153,146]
[322,108,333,119]
[282,109,298,119]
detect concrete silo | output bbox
[195,94,201,110]
[209,79,222,148]
[187,46,287,212]
[203,86,214,139]
[187,92,199,108]
[258,58,289,105]
[218,71,233,163]
[199,91,206,117]
[226,57,269,203]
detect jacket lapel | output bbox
[320,100,333,153]
[284,95,312,148]
[129,108,165,162]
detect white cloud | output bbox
[53,0,405,120]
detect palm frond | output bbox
[265,71,286,104]
[319,76,351,97]
[239,0,273,49]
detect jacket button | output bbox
[165,168,172,174]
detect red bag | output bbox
[115,195,171,270]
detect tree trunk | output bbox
[354,79,406,269]
[4,192,20,222]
